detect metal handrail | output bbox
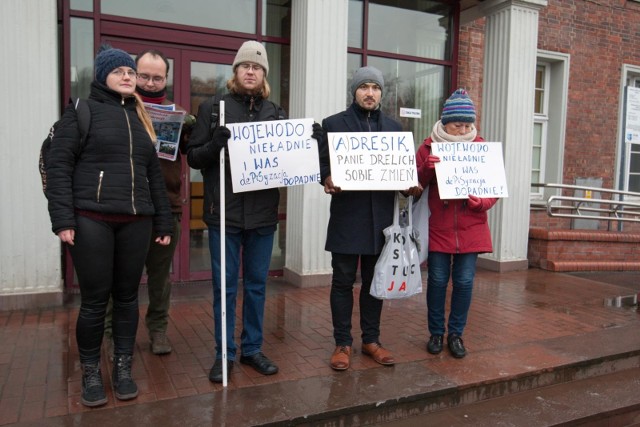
[531,183,640,228]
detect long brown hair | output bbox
[226,72,271,99]
[133,92,157,143]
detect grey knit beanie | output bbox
[350,66,384,97]
[232,41,269,76]
[94,45,136,85]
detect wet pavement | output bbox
[0,268,639,426]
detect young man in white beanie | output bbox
[187,41,323,383]
[318,66,422,371]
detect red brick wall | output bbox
[461,1,640,228]
[457,18,485,128]
[460,0,640,190]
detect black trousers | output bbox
[69,215,152,363]
[330,253,383,347]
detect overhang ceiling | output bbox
[459,0,485,12]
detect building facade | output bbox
[10,0,613,310]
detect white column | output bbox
[0,0,62,309]
[284,0,349,286]
[476,0,547,272]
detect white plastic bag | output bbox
[412,188,430,264]
[370,193,423,300]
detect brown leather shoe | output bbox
[330,346,352,371]
[361,342,395,365]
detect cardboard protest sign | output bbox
[432,141,508,199]
[327,131,418,190]
[226,118,321,193]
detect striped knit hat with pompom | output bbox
[441,88,476,125]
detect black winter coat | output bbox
[319,103,402,255]
[187,93,286,229]
[46,82,173,237]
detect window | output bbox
[619,66,640,196]
[348,0,455,148]
[101,0,257,33]
[531,51,570,202]
[531,64,549,198]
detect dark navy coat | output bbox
[319,103,402,255]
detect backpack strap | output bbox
[209,94,221,138]
[73,98,91,146]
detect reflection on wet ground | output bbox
[1,268,639,426]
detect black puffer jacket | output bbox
[46,81,173,237]
[187,93,286,229]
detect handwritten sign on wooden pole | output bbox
[432,141,508,199]
[328,131,418,190]
[226,118,320,193]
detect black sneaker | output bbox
[208,359,234,383]
[112,355,138,400]
[240,352,278,375]
[81,362,107,407]
[447,335,466,358]
[427,335,443,354]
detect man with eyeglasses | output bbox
[187,40,323,383]
[104,49,194,358]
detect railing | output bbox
[531,183,640,229]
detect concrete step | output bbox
[13,323,640,427]
[288,323,640,426]
[382,367,640,426]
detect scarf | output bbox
[430,120,477,143]
[137,87,167,105]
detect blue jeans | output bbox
[208,225,275,360]
[426,251,478,337]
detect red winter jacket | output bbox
[416,135,497,254]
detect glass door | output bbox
[103,40,235,283]
[180,50,235,281]
[64,38,286,288]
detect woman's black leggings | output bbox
[69,215,152,363]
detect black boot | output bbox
[81,362,107,407]
[112,355,138,400]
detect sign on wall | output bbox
[625,86,640,144]
[327,131,418,190]
[432,141,508,199]
[227,118,320,193]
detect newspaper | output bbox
[145,103,186,161]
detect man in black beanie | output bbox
[318,66,422,371]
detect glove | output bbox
[427,154,440,169]
[311,122,323,141]
[211,125,231,150]
[467,195,482,210]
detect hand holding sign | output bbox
[328,131,418,190]
[226,118,321,193]
[432,141,508,199]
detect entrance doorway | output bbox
[64,38,288,288]
[106,40,235,283]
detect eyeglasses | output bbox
[110,68,137,79]
[137,73,166,84]
[238,63,263,72]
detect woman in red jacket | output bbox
[416,88,497,359]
